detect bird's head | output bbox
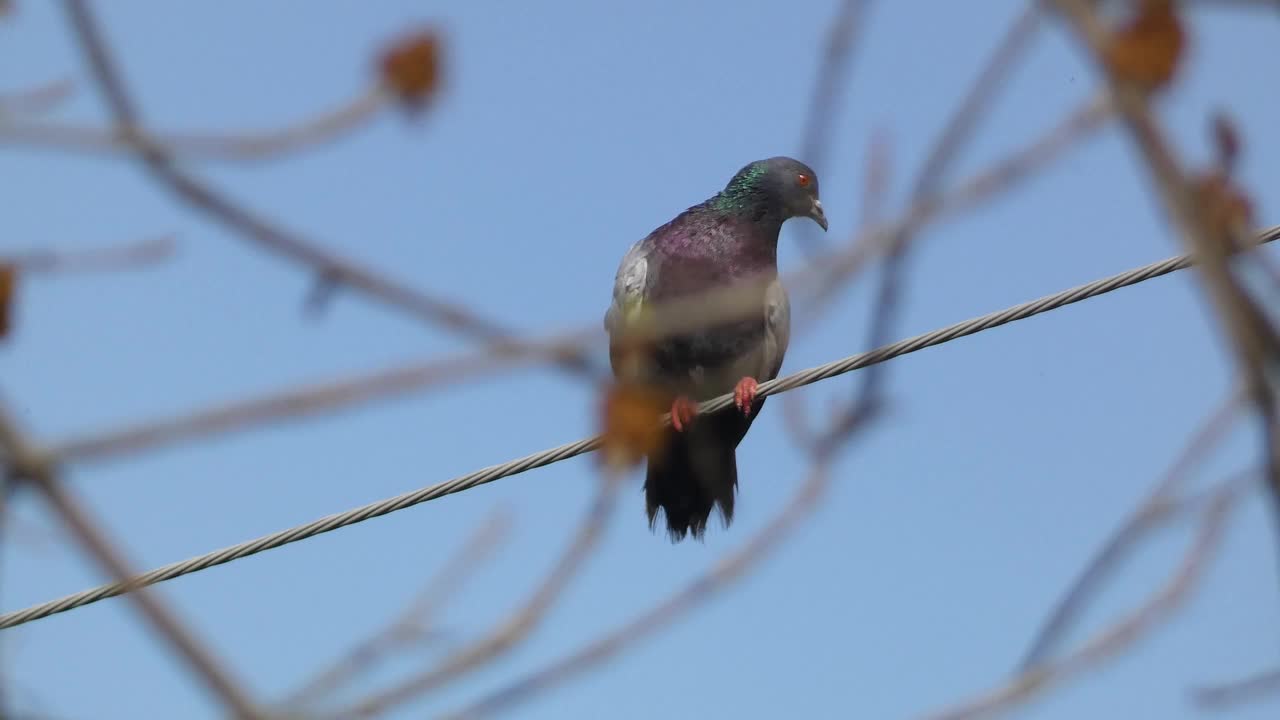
[717,156,827,231]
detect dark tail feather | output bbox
[644,429,738,542]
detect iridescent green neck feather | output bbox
[711,161,769,212]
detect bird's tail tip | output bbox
[644,441,738,543]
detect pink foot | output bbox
[670,396,698,432]
[734,377,760,415]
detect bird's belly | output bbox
[685,353,762,401]
[654,319,768,400]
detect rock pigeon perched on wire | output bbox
[604,156,827,541]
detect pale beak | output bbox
[809,198,828,231]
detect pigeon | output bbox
[603,156,827,541]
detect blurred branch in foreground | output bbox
[438,405,878,720]
[0,86,387,162]
[5,229,1277,633]
[0,234,175,343]
[284,510,513,711]
[4,234,175,275]
[1019,390,1242,668]
[57,0,599,381]
[0,77,75,116]
[334,470,625,718]
[845,1,1041,418]
[45,95,1113,467]
[1053,0,1280,527]
[0,1,1272,718]
[794,0,872,256]
[0,401,263,719]
[920,472,1249,720]
[1194,666,1280,710]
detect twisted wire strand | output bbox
[4,227,1277,631]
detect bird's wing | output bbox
[604,240,659,380]
[604,240,651,332]
[762,277,791,381]
[684,276,790,402]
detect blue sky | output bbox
[2,1,1279,718]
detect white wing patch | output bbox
[605,242,650,333]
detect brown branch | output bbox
[47,344,553,464]
[912,3,1043,199]
[435,446,864,720]
[918,474,1246,720]
[783,131,889,451]
[439,472,832,719]
[59,0,597,383]
[5,234,175,275]
[335,471,624,718]
[1194,666,1280,709]
[800,0,872,167]
[61,1,139,126]
[1019,390,1242,668]
[0,77,75,116]
[0,402,262,720]
[48,96,1114,467]
[849,0,1042,416]
[1052,0,1280,520]
[795,0,873,255]
[284,510,513,710]
[0,86,387,162]
[800,91,1112,330]
[43,0,1108,478]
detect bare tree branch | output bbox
[436,401,879,720]
[1193,666,1280,709]
[1052,0,1280,523]
[0,3,1267,718]
[849,0,1042,419]
[5,235,175,275]
[46,96,1113,468]
[795,0,874,256]
[1019,390,1242,668]
[284,510,513,710]
[334,471,624,718]
[0,77,75,116]
[0,402,262,720]
[58,0,599,382]
[0,86,386,161]
[918,474,1247,720]
[48,348,539,464]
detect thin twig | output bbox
[919,475,1245,720]
[1193,666,1280,709]
[5,235,175,275]
[800,0,872,168]
[8,229,1278,633]
[47,99,1115,468]
[1019,390,1242,668]
[335,472,624,718]
[0,77,75,116]
[49,348,542,464]
[784,127,894,449]
[59,0,598,382]
[0,86,386,161]
[795,0,873,255]
[800,91,1112,334]
[0,402,262,720]
[853,0,1042,416]
[438,407,878,720]
[1053,0,1280,528]
[284,510,513,710]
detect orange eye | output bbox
[796,173,811,187]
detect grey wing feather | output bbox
[762,278,791,380]
[603,240,653,336]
